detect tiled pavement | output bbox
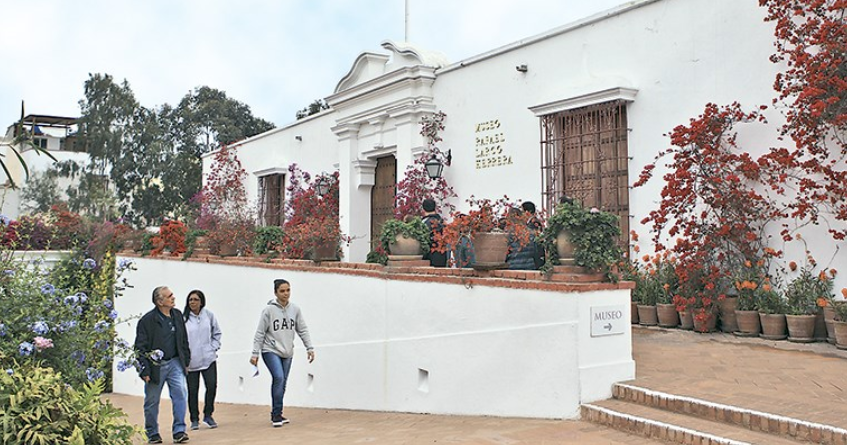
[107,326,847,444]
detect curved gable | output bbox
[334,52,390,94]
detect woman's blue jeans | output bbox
[262,352,292,417]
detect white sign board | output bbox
[590,305,627,337]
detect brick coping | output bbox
[118,252,634,293]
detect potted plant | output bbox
[655,256,680,328]
[253,226,285,255]
[732,262,772,337]
[539,199,622,278]
[281,167,349,261]
[621,257,659,326]
[758,288,789,340]
[832,297,847,349]
[783,266,830,342]
[379,217,430,257]
[436,197,531,269]
[149,220,187,257]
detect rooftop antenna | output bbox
[404,0,410,42]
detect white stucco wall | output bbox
[112,257,634,419]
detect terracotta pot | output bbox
[388,235,421,256]
[637,305,658,326]
[785,314,816,343]
[473,232,509,268]
[759,313,787,340]
[834,321,847,350]
[692,309,717,333]
[631,301,639,324]
[824,306,837,344]
[678,309,694,330]
[718,297,738,333]
[656,304,679,328]
[814,307,827,342]
[734,310,761,337]
[556,230,575,261]
[217,243,238,257]
[311,242,338,261]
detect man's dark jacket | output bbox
[134,307,190,384]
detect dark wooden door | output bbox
[371,155,397,249]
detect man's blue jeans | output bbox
[262,352,293,418]
[143,358,187,438]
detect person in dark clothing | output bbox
[422,198,447,267]
[521,201,545,269]
[135,286,191,444]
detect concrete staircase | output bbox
[582,383,847,444]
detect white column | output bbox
[334,123,372,262]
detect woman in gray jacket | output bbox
[183,289,222,431]
[249,278,315,427]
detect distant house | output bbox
[0,114,90,218]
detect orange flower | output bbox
[817,298,829,308]
[663,284,670,290]
[749,282,758,290]
[630,231,639,242]
[762,283,772,292]
[633,245,640,253]
[642,255,650,262]
[830,269,837,278]
[744,260,752,268]
[789,261,797,271]
[819,271,827,280]
[842,288,847,299]
[735,281,742,290]
[756,259,764,267]
[652,256,660,265]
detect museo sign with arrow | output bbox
[590,304,626,337]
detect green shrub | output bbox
[0,356,139,445]
[379,218,430,254]
[253,226,285,255]
[540,200,622,275]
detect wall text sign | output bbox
[474,119,513,170]
[590,305,626,337]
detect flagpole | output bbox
[404,0,409,42]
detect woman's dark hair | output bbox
[274,279,290,292]
[183,289,206,321]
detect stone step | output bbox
[552,264,588,274]
[549,272,605,283]
[611,383,847,444]
[386,259,431,267]
[583,398,800,445]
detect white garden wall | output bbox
[112,256,634,419]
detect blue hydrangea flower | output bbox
[85,368,104,382]
[5,369,12,376]
[64,295,79,305]
[108,309,118,320]
[3,269,14,276]
[94,340,110,350]
[74,306,83,315]
[93,321,110,333]
[117,258,134,270]
[116,360,132,372]
[18,342,34,357]
[30,321,49,335]
[61,320,78,331]
[103,299,113,309]
[75,292,88,303]
[70,350,85,365]
[0,323,5,337]
[116,339,130,349]
[82,258,97,270]
[40,284,55,295]
[150,349,164,361]
[0,215,10,225]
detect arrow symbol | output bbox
[604,323,612,331]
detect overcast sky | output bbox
[0,0,628,129]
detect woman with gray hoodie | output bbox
[249,278,315,427]
[183,289,223,431]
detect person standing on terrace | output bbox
[422,198,447,267]
[250,279,315,427]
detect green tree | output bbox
[295,99,329,120]
[20,168,63,214]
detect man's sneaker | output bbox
[190,421,199,431]
[203,416,218,429]
[271,415,284,427]
[173,431,190,443]
[147,434,163,444]
[279,416,291,425]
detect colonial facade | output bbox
[204,0,840,281]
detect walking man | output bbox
[135,285,191,443]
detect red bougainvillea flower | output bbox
[789,261,797,271]
[817,298,829,308]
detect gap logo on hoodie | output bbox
[272,318,296,331]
